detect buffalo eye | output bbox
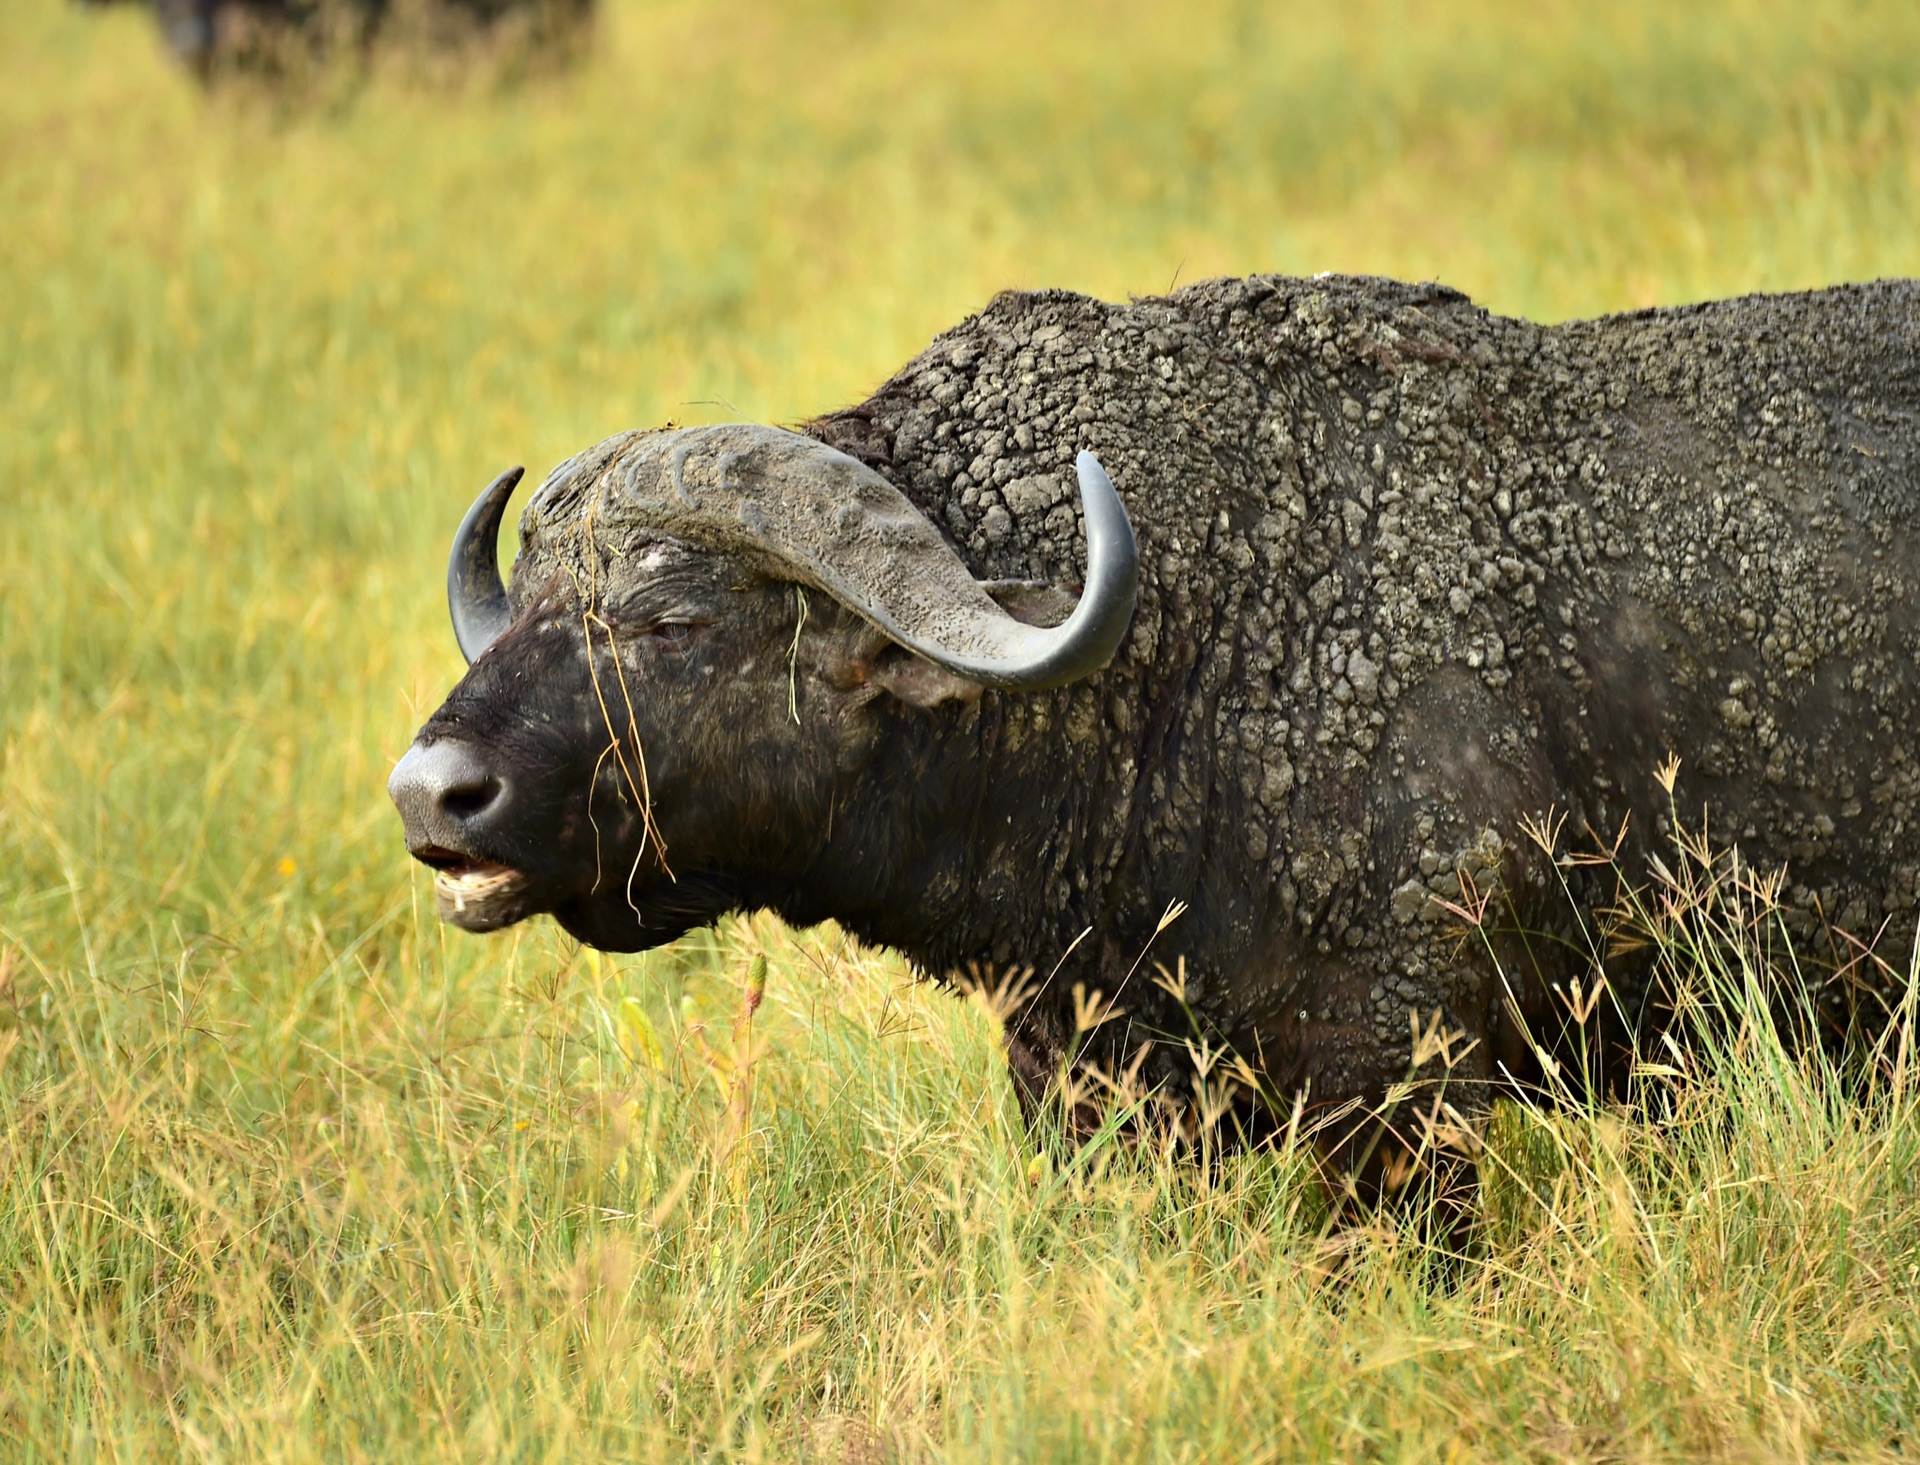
[645,621,704,648]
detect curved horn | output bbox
[447,466,523,665]
[545,426,1138,692]
[884,451,1135,689]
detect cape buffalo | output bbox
[86,0,589,76]
[390,274,1920,1176]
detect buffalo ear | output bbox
[981,578,1080,628]
[867,648,985,709]
[832,579,1081,710]
[812,621,982,710]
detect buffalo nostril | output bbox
[389,739,511,848]
[441,776,502,822]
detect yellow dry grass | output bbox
[4,0,1920,1457]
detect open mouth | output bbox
[435,860,527,911]
[413,845,530,926]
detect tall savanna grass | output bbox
[4,0,1920,1457]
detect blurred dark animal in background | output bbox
[76,0,589,79]
[389,274,1920,1190]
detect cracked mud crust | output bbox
[793,275,1920,1110]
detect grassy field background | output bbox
[5,0,1920,1457]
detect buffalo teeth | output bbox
[436,864,524,913]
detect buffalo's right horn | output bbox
[447,466,523,665]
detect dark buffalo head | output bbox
[388,424,1137,953]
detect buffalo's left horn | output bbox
[536,424,1138,692]
[447,466,524,665]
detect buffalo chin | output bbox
[549,874,749,953]
[548,901,693,953]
